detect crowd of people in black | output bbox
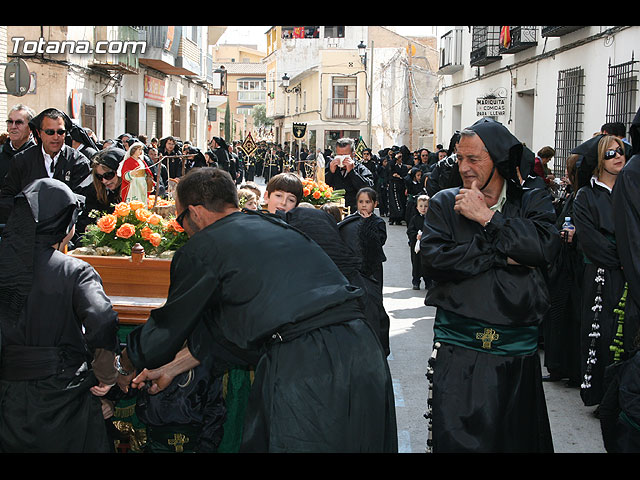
[1,101,640,454]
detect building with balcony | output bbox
[436,26,640,176]
[4,26,223,151]
[264,25,439,155]
[207,43,266,143]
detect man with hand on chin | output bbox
[420,118,561,453]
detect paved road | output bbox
[381,215,607,454]
[251,175,605,453]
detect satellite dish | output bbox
[4,59,31,97]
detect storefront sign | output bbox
[476,96,506,116]
[144,75,165,102]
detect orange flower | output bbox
[128,200,145,211]
[169,218,184,233]
[135,208,152,222]
[147,213,163,225]
[140,226,153,241]
[113,202,131,217]
[149,232,162,247]
[324,191,332,198]
[303,187,311,197]
[96,214,117,233]
[116,223,135,239]
[312,190,321,200]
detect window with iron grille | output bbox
[605,56,639,137]
[553,67,585,177]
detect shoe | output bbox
[542,373,565,382]
[412,283,420,290]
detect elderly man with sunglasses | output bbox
[0,108,92,227]
[0,104,37,185]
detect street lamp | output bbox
[358,40,367,65]
[281,73,300,94]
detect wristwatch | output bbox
[114,354,132,376]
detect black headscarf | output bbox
[212,136,229,151]
[571,134,606,189]
[285,207,360,279]
[466,118,525,190]
[0,178,84,325]
[28,108,74,145]
[68,122,99,153]
[92,147,126,172]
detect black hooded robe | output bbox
[573,177,626,407]
[125,211,397,453]
[0,178,120,453]
[420,118,560,453]
[611,109,640,355]
[387,161,408,224]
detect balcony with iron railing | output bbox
[541,26,586,38]
[498,26,538,54]
[327,97,359,119]
[470,26,502,67]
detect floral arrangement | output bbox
[301,178,345,206]
[80,199,188,256]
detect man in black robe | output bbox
[0,178,120,452]
[116,167,397,453]
[420,118,561,453]
[0,108,92,227]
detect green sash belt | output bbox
[434,309,539,356]
[620,411,640,433]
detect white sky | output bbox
[217,26,453,52]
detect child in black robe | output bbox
[338,187,390,354]
[407,194,431,290]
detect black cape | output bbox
[126,210,397,452]
[420,118,560,452]
[0,178,119,453]
[574,179,626,406]
[612,107,640,355]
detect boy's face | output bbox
[264,189,298,213]
[417,200,428,215]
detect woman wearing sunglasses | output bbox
[572,134,627,410]
[76,148,126,234]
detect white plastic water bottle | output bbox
[562,216,575,242]
[562,217,575,232]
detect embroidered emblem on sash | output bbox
[476,328,499,349]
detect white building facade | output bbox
[436,26,639,175]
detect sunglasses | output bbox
[95,170,116,182]
[604,147,624,160]
[6,119,25,126]
[176,203,203,228]
[41,129,66,136]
